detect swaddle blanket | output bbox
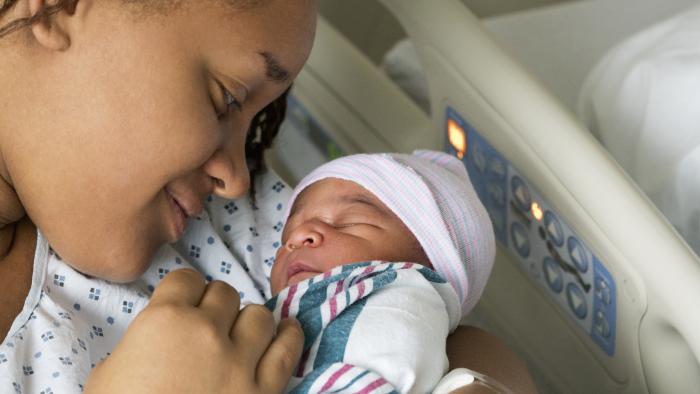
[0,170,289,393]
[266,261,461,394]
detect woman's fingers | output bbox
[149,268,206,307]
[230,304,276,366]
[145,269,302,393]
[198,280,241,333]
[257,319,304,393]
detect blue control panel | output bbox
[444,107,617,356]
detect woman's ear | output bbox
[28,0,80,51]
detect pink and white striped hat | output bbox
[285,150,496,316]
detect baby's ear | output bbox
[28,0,83,52]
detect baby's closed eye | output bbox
[333,222,359,229]
[332,221,380,230]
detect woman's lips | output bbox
[166,191,188,241]
[165,184,205,219]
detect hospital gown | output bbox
[267,261,461,394]
[0,170,289,393]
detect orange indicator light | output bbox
[448,119,466,159]
[531,202,543,221]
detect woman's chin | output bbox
[63,242,159,284]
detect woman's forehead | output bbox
[190,0,315,81]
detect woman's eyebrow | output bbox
[258,51,290,83]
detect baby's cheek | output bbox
[269,248,286,294]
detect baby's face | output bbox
[270,178,430,294]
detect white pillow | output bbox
[577,4,700,255]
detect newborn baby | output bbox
[265,150,496,394]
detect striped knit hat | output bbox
[285,150,496,316]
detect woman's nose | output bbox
[202,132,250,199]
[286,223,324,250]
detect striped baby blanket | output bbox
[266,261,461,394]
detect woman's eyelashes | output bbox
[222,86,243,112]
[213,79,243,118]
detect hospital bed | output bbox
[267,1,700,392]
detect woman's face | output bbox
[0,0,316,281]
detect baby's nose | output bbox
[286,224,324,250]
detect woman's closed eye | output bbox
[213,79,243,118]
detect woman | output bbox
[0,0,536,392]
[1,0,314,391]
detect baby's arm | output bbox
[341,271,454,393]
[272,263,460,394]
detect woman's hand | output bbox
[85,269,303,394]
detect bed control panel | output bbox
[444,107,617,356]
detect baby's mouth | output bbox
[287,261,319,285]
[288,271,321,286]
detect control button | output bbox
[594,310,611,338]
[488,156,507,180]
[510,222,530,258]
[544,211,564,247]
[487,183,506,206]
[595,277,612,305]
[543,257,564,293]
[511,176,531,212]
[567,237,589,273]
[566,283,588,320]
[472,144,487,173]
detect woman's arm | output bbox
[85,269,303,394]
[447,326,538,394]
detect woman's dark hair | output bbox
[246,87,290,201]
[1,0,290,200]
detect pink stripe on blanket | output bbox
[357,377,388,394]
[402,262,414,269]
[281,284,298,319]
[329,279,345,320]
[357,281,366,299]
[319,364,353,392]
